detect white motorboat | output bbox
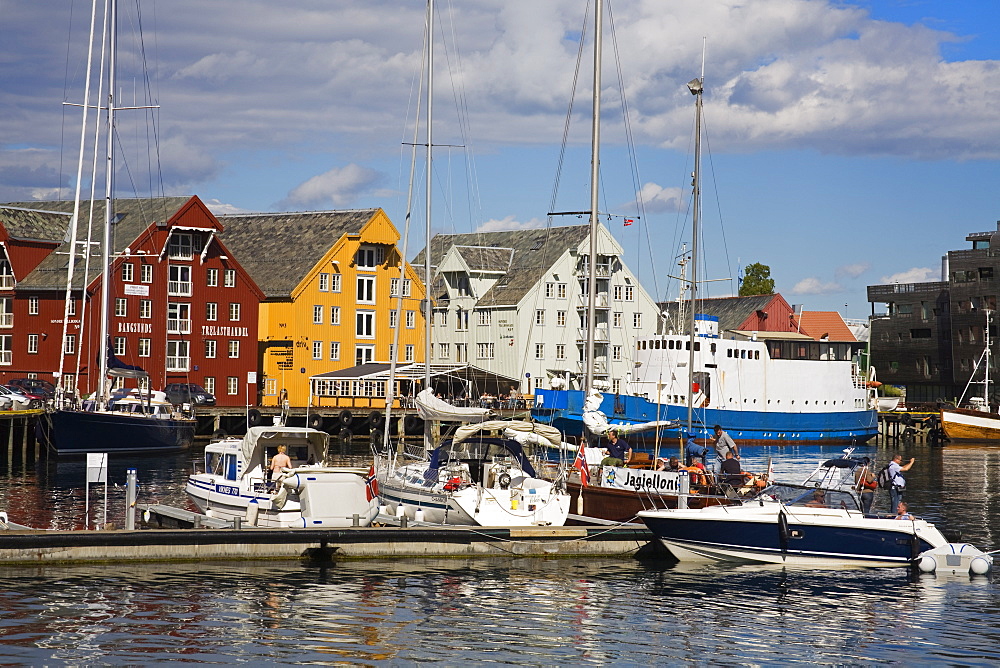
[186,425,379,528]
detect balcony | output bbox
[168,281,192,297]
[0,313,11,328]
[577,293,609,308]
[167,318,192,334]
[577,327,609,342]
[0,275,14,290]
[577,359,608,374]
[166,356,190,372]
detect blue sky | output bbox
[3,0,1000,320]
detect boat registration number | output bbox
[215,484,240,496]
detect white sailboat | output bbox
[38,0,194,456]
[374,0,569,526]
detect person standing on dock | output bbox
[711,425,739,475]
[887,453,914,514]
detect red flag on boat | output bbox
[573,441,590,487]
[365,465,380,501]
[623,219,633,226]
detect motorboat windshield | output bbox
[757,484,862,512]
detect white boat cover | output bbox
[452,420,562,448]
[581,389,676,437]
[239,425,330,473]
[414,388,491,423]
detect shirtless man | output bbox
[270,444,292,478]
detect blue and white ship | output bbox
[533,313,878,445]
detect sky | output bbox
[3,0,1000,320]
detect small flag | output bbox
[623,219,633,226]
[573,441,590,487]
[365,464,380,501]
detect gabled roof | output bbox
[7,197,193,290]
[219,209,379,299]
[793,311,857,342]
[413,224,590,307]
[454,245,514,273]
[0,206,70,244]
[658,294,781,333]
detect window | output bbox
[390,278,412,297]
[329,341,340,361]
[115,298,127,317]
[557,283,567,299]
[228,340,240,358]
[206,268,218,287]
[204,340,217,359]
[204,377,215,395]
[545,283,555,298]
[477,342,495,359]
[355,345,374,365]
[312,341,323,360]
[556,310,566,327]
[121,263,134,282]
[456,308,469,331]
[167,232,194,259]
[357,276,375,304]
[405,344,415,362]
[406,310,416,328]
[330,306,340,326]
[227,376,238,395]
[28,297,39,315]
[313,305,323,324]
[456,343,467,363]
[612,378,621,394]
[331,274,342,293]
[613,312,623,327]
[206,302,217,321]
[389,310,398,328]
[624,285,634,301]
[224,269,236,288]
[141,264,153,283]
[356,311,375,338]
[138,338,151,357]
[169,265,192,296]
[535,309,545,326]
[167,303,191,334]
[229,303,241,321]
[167,340,189,371]
[319,273,330,291]
[535,343,545,359]
[27,334,38,354]
[478,310,491,326]
[556,343,566,360]
[438,342,450,360]
[613,345,623,361]
[633,313,642,329]
[356,246,384,269]
[114,337,126,356]
[437,310,448,327]
[140,299,152,319]
[614,285,623,300]
[64,335,76,355]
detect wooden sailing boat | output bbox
[939,309,1000,441]
[38,0,194,456]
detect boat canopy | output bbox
[452,420,562,448]
[427,437,538,479]
[240,425,329,470]
[415,388,491,423]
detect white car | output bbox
[0,385,39,410]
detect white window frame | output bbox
[224,269,236,288]
[115,298,127,317]
[204,340,217,359]
[356,275,376,304]
[114,337,126,356]
[406,310,416,328]
[228,340,240,359]
[312,340,323,360]
[138,338,151,357]
[356,311,375,339]
[319,272,330,291]
[28,297,39,315]
[227,376,238,395]
[27,334,38,354]
[141,264,153,284]
[206,302,218,321]
[121,262,134,282]
[330,306,340,326]
[329,341,340,361]
[140,299,152,319]
[229,303,241,322]
[331,274,342,293]
[535,309,545,326]
[535,343,544,359]
[206,268,218,287]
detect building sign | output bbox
[118,322,153,333]
[123,284,149,296]
[601,467,681,493]
[201,325,250,337]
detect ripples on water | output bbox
[0,441,997,664]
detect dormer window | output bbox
[167,232,204,260]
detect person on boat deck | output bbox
[601,430,632,467]
[887,453,915,514]
[894,501,914,520]
[806,489,827,507]
[657,457,682,472]
[269,444,292,483]
[719,451,744,486]
[684,433,709,466]
[711,425,739,475]
[854,457,877,514]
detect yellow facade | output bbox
[257,209,425,406]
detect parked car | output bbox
[0,385,41,410]
[7,378,56,400]
[0,395,11,411]
[164,383,216,407]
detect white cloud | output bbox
[283,164,382,209]
[203,199,249,216]
[790,277,842,295]
[633,182,685,214]
[835,262,870,279]
[879,267,938,284]
[474,216,546,233]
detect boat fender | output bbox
[368,410,384,427]
[403,413,422,433]
[247,408,262,427]
[246,500,260,527]
[918,555,937,573]
[308,413,322,430]
[778,509,790,554]
[338,409,353,426]
[339,427,354,442]
[971,556,992,576]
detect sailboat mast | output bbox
[96,0,117,408]
[986,309,993,413]
[685,73,703,435]
[585,0,603,395]
[423,0,434,451]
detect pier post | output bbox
[125,469,137,530]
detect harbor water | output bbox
[0,440,998,664]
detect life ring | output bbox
[338,409,353,426]
[367,410,384,427]
[247,408,262,427]
[497,472,512,489]
[308,413,323,430]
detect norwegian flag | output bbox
[365,465,380,502]
[573,441,590,487]
[623,219,633,226]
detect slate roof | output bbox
[218,209,378,299]
[658,294,778,333]
[0,206,71,243]
[454,245,514,273]
[6,197,191,290]
[412,224,590,307]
